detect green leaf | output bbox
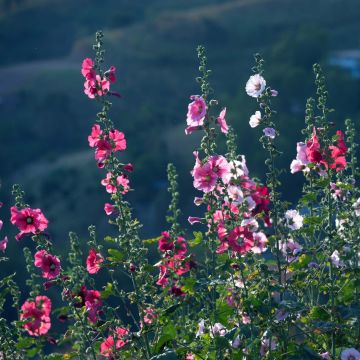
[26,347,40,358]
[188,232,203,247]
[101,283,114,300]
[143,236,161,245]
[107,248,124,262]
[154,323,177,353]
[104,236,116,243]
[182,278,196,294]
[289,254,311,271]
[17,337,35,349]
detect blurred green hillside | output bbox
[1,0,360,269]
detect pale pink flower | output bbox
[320,352,329,359]
[185,95,206,134]
[186,353,195,360]
[252,232,268,254]
[274,308,288,321]
[188,216,202,225]
[241,218,259,231]
[260,333,277,357]
[227,185,244,204]
[117,174,130,194]
[290,142,310,174]
[330,250,343,267]
[341,348,360,360]
[290,159,305,174]
[217,108,229,134]
[245,74,266,98]
[285,209,303,230]
[232,335,241,348]
[249,111,261,128]
[280,237,302,262]
[209,323,227,337]
[208,155,231,184]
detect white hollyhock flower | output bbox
[245,74,266,97]
[285,209,304,230]
[249,110,262,128]
[353,198,360,216]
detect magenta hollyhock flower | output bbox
[123,163,134,172]
[88,124,102,148]
[193,162,217,193]
[86,248,104,274]
[10,206,48,240]
[227,226,254,254]
[100,327,129,357]
[217,108,229,134]
[104,203,115,215]
[84,75,110,99]
[81,58,95,80]
[156,265,169,287]
[104,65,116,83]
[0,236,7,253]
[34,250,61,280]
[20,296,51,336]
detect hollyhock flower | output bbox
[156,265,169,287]
[208,155,231,184]
[11,206,48,241]
[285,209,303,230]
[252,232,268,254]
[330,250,343,267]
[320,352,329,359]
[263,127,276,139]
[245,74,266,98]
[341,348,360,360]
[85,289,102,324]
[280,237,302,262]
[209,323,227,337]
[306,128,323,163]
[271,89,278,97]
[229,156,249,179]
[34,250,61,280]
[217,108,229,134]
[0,237,7,252]
[100,327,129,357]
[193,161,218,193]
[260,336,278,357]
[218,226,254,254]
[169,284,186,297]
[186,95,206,126]
[227,185,244,204]
[104,203,115,215]
[353,198,360,216]
[241,218,259,231]
[196,319,206,337]
[143,307,157,324]
[249,111,262,128]
[194,197,203,206]
[84,75,110,99]
[117,174,130,194]
[186,353,195,360]
[88,124,102,147]
[101,172,116,193]
[123,163,134,172]
[274,308,288,321]
[81,58,95,79]
[232,335,241,348]
[109,129,126,151]
[104,66,116,83]
[20,296,51,336]
[86,248,104,274]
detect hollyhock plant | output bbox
[100,327,129,357]
[34,250,61,279]
[185,95,207,134]
[10,206,48,240]
[86,248,104,274]
[20,296,51,336]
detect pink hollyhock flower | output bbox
[208,155,231,184]
[245,74,266,98]
[217,108,229,134]
[100,327,129,357]
[271,89,278,97]
[194,197,203,206]
[193,161,218,193]
[252,232,268,254]
[117,174,130,194]
[187,95,206,125]
[81,58,95,80]
[85,289,102,324]
[249,111,261,128]
[227,185,244,204]
[306,128,323,164]
[34,250,61,280]
[104,66,116,83]
[143,307,157,324]
[86,248,104,274]
[101,172,117,193]
[341,348,360,360]
[285,209,303,230]
[10,206,48,240]
[109,129,126,151]
[0,236,7,252]
[88,124,102,147]
[20,296,51,336]
[156,265,169,287]
[218,226,254,254]
[84,75,110,99]
[280,237,302,262]
[186,353,195,360]
[274,308,288,321]
[232,335,241,349]
[104,203,115,215]
[0,220,2,231]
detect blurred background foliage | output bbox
[0,0,360,291]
